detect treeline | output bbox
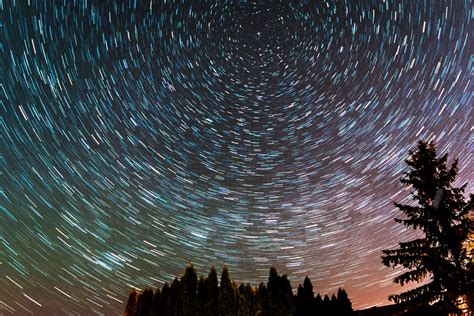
[124,264,353,316]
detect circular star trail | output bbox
[1,1,472,314]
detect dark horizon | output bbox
[1,1,472,314]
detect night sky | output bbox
[1,0,473,314]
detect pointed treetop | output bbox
[297,284,304,293]
[323,294,331,303]
[315,293,323,303]
[303,276,313,291]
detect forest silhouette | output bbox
[124,265,353,316]
[123,141,473,316]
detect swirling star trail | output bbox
[1,0,472,314]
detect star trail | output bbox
[1,0,473,314]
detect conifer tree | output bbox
[268,267,283,315]
[137,288,153,316]
[295,284,305,316]
[297,276,315,315]
[180,264,198,315]
[125,288,137,316]
[382,141,473,312]
[237,283,250,316]
[159,283,170,316]
[266,267,294,315]
[337,288,353,314]
[322,294,331,315]
[196,276,209,316]
[168,277,180,315]
[330,293,338,313]
[314,293,323,312]
[218,266,237,316]
[244,283,257,315]
[136,292,143,316]
[256,282,268,315]
[208,266,219,316]
[266,266,280,315]
[280,274,295,315]
[150,288,160,316]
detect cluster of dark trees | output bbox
[124,265,353,316]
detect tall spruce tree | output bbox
[125,288,137,316]
[208,266,219,316]
[150,288,160,316]
[322,294,331,314]
[159,283,170,316]
[218,266,237,316]
[314,293,323,312]
[180,264,198,315]
[168,277,181,315]
[266,267,281,315]
[295,284,306,316]
[256,282,268,314]
[337,288,353,315]
[330,294,338,313]
[266,267,294,316]
[382,141,473,312]
[280,274,295,315]
[237,283,250,316]
[302,276,315,315]
[245,283,258,315]
[135,292,143,316]
[196,276,209,316]
[137,288,153,316]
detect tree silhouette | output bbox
[218,266,237,315]
[337,288,353,314]
[135,292,143,316]
[196,276,209,316]
[123,264,354,315]
[295,276,315,315]
[330,293,338,313]
[137,288,153,316]
[256,282,268,314]
[158,283,170,316]
[208,266,219,316]
[382,141,473,313]
[180,264,198,315]
[168,277,180,315]
[150,288,160,316]
[322,294,331,315]
[125,288,137,316]
[314,293,323,312]
[266,267,294,316]
[279,274,295,315]
[245,283,258,315]
[237,283,250,316]
[295,284,305,316]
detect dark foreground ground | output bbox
[355,304,459,316]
